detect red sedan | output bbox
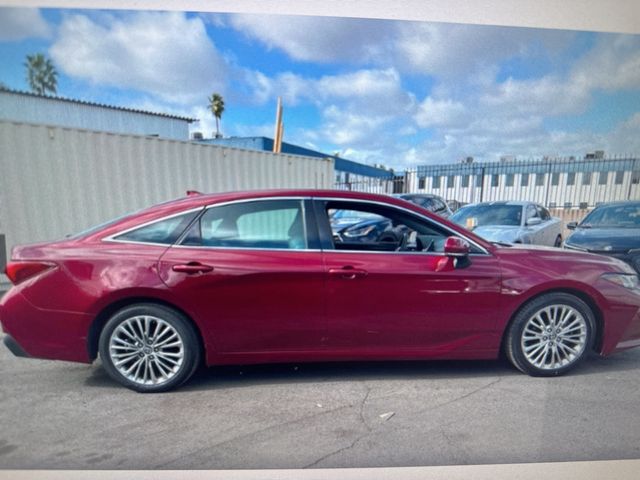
[2,190,640,392]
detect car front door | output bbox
[315,198,503,356]
[157,198,327,355]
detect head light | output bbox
[601,273,639,290]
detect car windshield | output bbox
[580,204,640,228]
[451,204,523,228]
[329,209,383,221]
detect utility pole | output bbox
[273,97,283,153]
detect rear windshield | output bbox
[451,204,523,227]
[68,211,141,239]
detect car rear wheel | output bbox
[505,293,594,376]
[98,303,201,393]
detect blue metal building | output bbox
[200,136,394,181]
[0,88,195,140]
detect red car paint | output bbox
[1,189,639,367]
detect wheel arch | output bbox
[499,287,604,357]
[87,296,207,362]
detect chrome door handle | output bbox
[328,267,368,279]
[172,263,214,274]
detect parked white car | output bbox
[450,201,563,247]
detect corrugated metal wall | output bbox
[0,121,333,284]
[0,90,191,140]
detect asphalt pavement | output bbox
[1,337,640,470]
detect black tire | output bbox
[504,293,595,377]
[98,303,201,393]
[554,235,563,247]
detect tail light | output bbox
[4,261,56,285]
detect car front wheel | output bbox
[98,303,201,392]
[505,293,594,376]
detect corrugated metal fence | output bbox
[0,121,333,283]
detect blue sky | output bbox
[1,7,639,168]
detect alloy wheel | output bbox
[109,315,185,386]
[520,304,588,370]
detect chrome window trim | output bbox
[314,196,491,256]
[101,194,490,255]
[102,206,205,245]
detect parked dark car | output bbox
[2,190,640,392]
[395,193,453,218]
[565,201,640,274]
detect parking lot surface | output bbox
[1,337,640,470]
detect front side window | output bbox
[326,201,476,254]
[113,211,200,244]
[536,205,551,220]
[182,200,307,250]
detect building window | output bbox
[491,174,500,187]
[432,175,441,189]
[506,174,514,187]
[567,172,576,185]
[447,175,455,188]
[551,172,560,186]
[549,202,557,208]
[579,202,588,209]
[582,172,592,185]
[476,175,483,187]
[461,175,470,188]
[632,171,640,185]
[564,202,572,209]
[521,173,529,187]
[535,173,545,186]
[615,171,625,184]
[599,171,608,185]
[418,176,426,190]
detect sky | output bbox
[1,7,639,170]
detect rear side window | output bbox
[113,211,199,245]
[181,200,308,250]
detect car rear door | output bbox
[315,198,503,356]
[157,198,327,355]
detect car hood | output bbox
[471,225,524,243]
[565,227,640,253]
[494,242,637,276]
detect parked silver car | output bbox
[394,193,453,218]
[450,201,563,246]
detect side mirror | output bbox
[444,236,470,257]
[567,221,578,230]
[526,217,542,226]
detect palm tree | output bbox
[25,53,58,95]
[208,93,225,138]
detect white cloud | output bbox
[50,12,227,105]
[414,97,466,128]
[229,14,574,81]
[395,23,572,78]
[321,105,390,145]
[229,14,392,64]
[571,34,640,92]
[0,7,51,41]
